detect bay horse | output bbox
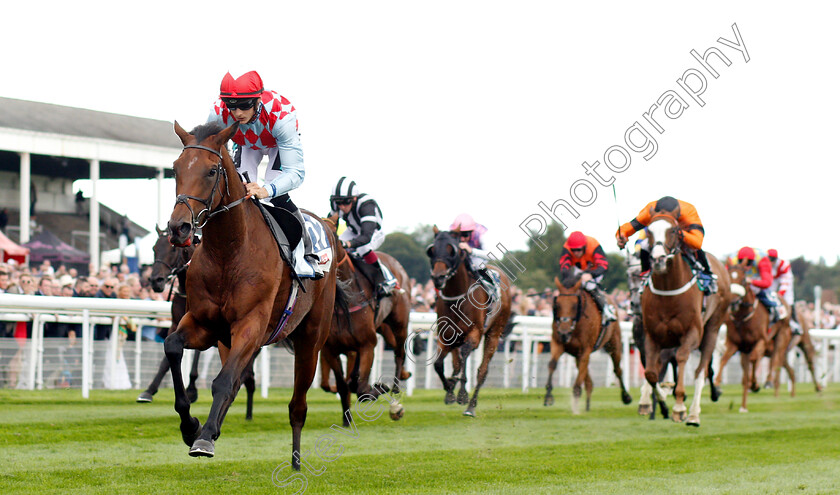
[639,215,731,426]
[544,275,632,413]
[166,121,337,469]
[138,227,259,421]
[319,216,412,425]
[714,262,794,411]
[137,226,201,404]
[427,226,512,417]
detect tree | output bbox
[380,232,430,284]
[601,252,629,292]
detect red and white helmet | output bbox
[450,213,476,232]
[219,71,264,99]
[767,248,778,259]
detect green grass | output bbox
[1,384,838,494]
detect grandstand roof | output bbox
[0,97,180,179]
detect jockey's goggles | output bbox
[223,98,257,111]
[333,198,353,206]
[459,231,472,238]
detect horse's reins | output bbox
[172,145,250,237]
[646,218,697,296]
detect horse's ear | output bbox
[573,276,583,290]
[426,244,434,259]
[215,122,240,146]
[554,276,563,290]
[433,225,439,235]
[174,121,192,146]
[155,224,165,236]
[452,226,461,236]
[327,212,340,230]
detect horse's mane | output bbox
[189,122,226,143]
[560,272,581,289]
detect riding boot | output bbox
[476,267,497,300]
[371,260,395,299]
[291,208,323,279]
[587,287,616,325]
[693,249,718,294]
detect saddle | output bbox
[253,199,303,286]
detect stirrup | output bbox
[304,253,324,280]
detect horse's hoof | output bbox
[463,407,476,417]
[456,389,469,405]
[686,417,700,427]
[136,391,153,403]
[672,410,687,423]
[621,392,633,405]
[638,404,652,416]
[391,383,402,395]
[750,384,761,393]
[444,392,456,405]
[544,395,554,407]
[389,402,405,421]
[764,381,773,390]
[739,407,749,413]
[399,370,412,380]
[189,439,215,457]
[710,385,721,402]
[180,417,201,447]
[186,388,199,404]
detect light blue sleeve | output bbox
[267,115,305,197]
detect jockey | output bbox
[767,248,802,334]
[736,246,785,323]
[207,70,322,278]
[559,231,616,325]
[329,177,396,298]
[450,213,496,295]
[616,196,717,294]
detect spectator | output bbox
[35,277,54,296]
[75,190,85,216]
[94,277,118,340]
[0,268,10,293]
[0,208,8,233]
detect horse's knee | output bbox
[163,333,185,359]
[548,359,558,371]
[644,370,658,384]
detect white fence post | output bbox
[261,347,270,398]
[82,309,91,399]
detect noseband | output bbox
[173,145,249,232]
[554,291,584,332]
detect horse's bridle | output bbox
[553,291,585,332]
[429,235,463,291]
[173,145,249,233]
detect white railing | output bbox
[2,293,838,398]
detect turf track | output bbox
[1,385,838,494]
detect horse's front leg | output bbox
[456,337,476,406]
[673,328,701,424]
[190,317,262,457]
[544,339,564,407]
[715,340,737,388]
[163,313,215,449]
[433,344,455,404]
[572,351,591,415]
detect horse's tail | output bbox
[334,277,357,334]
[500,313,517,341]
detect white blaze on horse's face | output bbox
[647,219,672,265]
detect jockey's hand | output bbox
[458,242,472,253]
[341,240,351,249]
[616,235,627,249]
[245,183,269,199]
[580,272,593,283]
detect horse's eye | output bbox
[208,167,217,177]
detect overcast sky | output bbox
[3,2,839,264]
